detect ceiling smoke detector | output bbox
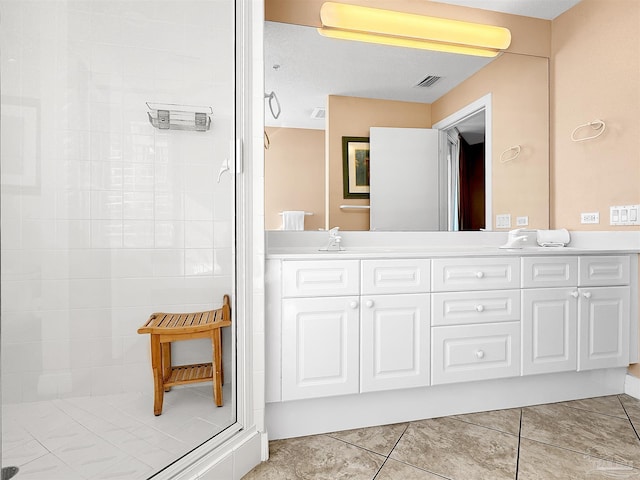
[311,107,326,119]
[415,75,442,88]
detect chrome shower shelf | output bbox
[146,102,213,131]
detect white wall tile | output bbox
[185,221,214,248]
[152,249,185,277]
[2,0,236,414]
[185,249,214,276]
[155,220,184,248]
[89,220,121,248]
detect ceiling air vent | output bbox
[311,107,326,119]
[415,75,441,88]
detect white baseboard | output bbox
[267,368,627,440]
[624,373,640,399]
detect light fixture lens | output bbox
[318,27,500,58]
[319,2,511,56]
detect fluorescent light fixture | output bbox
[318,2,511,58]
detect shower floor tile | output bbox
[2,384,234,479]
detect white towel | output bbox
[282,211,305,231]
[536,228,571,247]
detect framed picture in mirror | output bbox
[342,136,370,198]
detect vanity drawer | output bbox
[431,257,520,292]
[282,260,360,298]
[431,322,521,385]
[362,259,430,295]
[431,290,520,326]
[522,256,578,288]
[578,256,630,286]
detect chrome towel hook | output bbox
[264,91,281,119]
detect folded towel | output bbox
[536,228,570,247]
[282,211,305,231]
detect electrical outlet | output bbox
[516,216,529,226]
[495,214,511,229]
[580,212,599,224]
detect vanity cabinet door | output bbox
[360,294,430,392]
[521,256,578,288]
[578,286,630,371]
[282,296,360,401]
[282,260,360,298]
[578,256,630,287]
[362,259,430,295]
[522,288,578,375]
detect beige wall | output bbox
[264,127,325,231]
[328,96,431,230]
[551,0,640,231]
[551,0,640,376]
[432,53,550,230]
[265,0,550,57]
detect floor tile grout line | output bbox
[560,402,630,420]
[617,394,640,443]
[520,436,640,471]
[515,408,523,480]
[450,416,520,438]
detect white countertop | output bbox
[266,245,638,260]
[266,231,640,260]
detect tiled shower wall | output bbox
[0,0,235,403]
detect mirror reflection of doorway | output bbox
[435,94,492,232]
[444,111,486,231]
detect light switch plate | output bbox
[610,205,640,225]
[496,214,511,229]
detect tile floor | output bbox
[244,394,640,479]
[2,384,234,480]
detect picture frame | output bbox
[342,136,370,199]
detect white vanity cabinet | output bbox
[521,256,579,375]
[577,256,630,371]
[280,260,360,401]
[270,252,633,405]
[360,259,431,392]
[431,257,521,385]
[521,256,630,375]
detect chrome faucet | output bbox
[500,228,534,249]
[321,227,344,251]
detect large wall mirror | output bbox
[264,20,549,232]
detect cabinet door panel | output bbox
[578,256,630,287]
[578,286,630,370]
[522,288,577,375]
[362,259,430,295]
[522,256,577,288]
[282,297,359,400]
[282,260,360,298]
[360,294,430,392]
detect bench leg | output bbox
[162,343,172,392]
[151,335,164,416]
[212,329,223,407]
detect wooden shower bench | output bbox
[137,295,231,416]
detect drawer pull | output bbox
[475,305,485,312]
[349,301,359,309]
[365,300,374,308]
[475,350,485,360]
[570,290,579,298]
[475,271,485,279]
[582,291,592,299]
